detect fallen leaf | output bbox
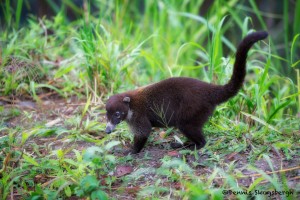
[159,131,167,138]
[226,152,238,161]
[115,165,133,177]
[173,182,182,189]
[125,186,140,195]
[167,150,180,157]
[99,175,108,185]
[45,118,62,127]
[163,181,182,190]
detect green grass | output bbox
[0,0,300,199]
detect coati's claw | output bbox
[170,142,184,149]
[123,149,139,155]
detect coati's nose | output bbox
[105,126,112,134]
[105,122,116,134]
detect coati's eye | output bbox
[115,111,121,118]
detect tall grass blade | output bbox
[35,84,65,97]
[45,0,60,14]
[209,16,226,81]
[297,69,300,113]
[293,0,300,36]
[248,0,267,30]
[4,0,12,27]
[283,0,290,61]
[15,0,23,29]
[291,34,300,67]
[174,12,235,51]
[79,95,91,129]
[267,100,292,122]
[240,111,280,133]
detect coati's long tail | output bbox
[215,31,268,104]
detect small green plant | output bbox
[75,175,107,200]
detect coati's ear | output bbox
[123,96,130,103]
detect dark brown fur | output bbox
[105,31,268,154]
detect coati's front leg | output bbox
[128,118,152,154]
[132,134,149,154]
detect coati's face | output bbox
[105,95,130,134]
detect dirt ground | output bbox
[1,96,299,199]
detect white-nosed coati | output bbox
[105,31,268,154]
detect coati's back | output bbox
[138,77,219,127]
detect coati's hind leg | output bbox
[128,118,152,154]
[132,134,149,154]
[172,124,206,150]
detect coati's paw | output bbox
[196,141,206,149]
[170,141,197,149]
[122,148,140,155]
[170,142,184,149]
[122,149,132,155]
[170,142,205,150]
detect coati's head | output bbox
[105,94,130,134]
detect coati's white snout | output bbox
[105,121,116,134]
